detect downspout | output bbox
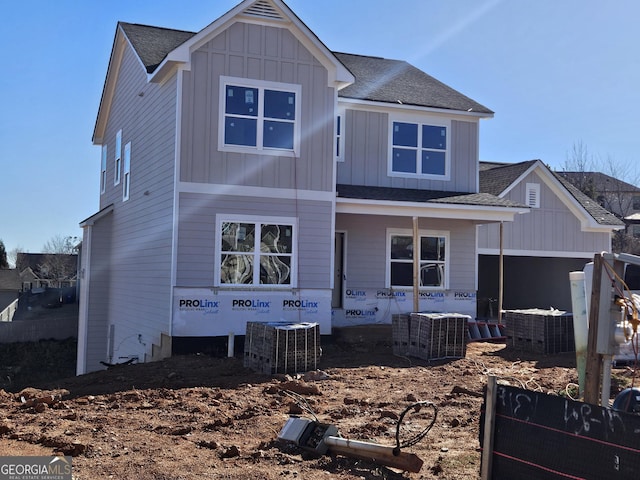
[76,224,93,375]
[413,216,419,313]
[498,221,504,324]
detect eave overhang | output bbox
[336,198,528,223]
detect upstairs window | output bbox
[123,142,131,201]
[220,77,300,156]
[388,230,448,289]
[216,216,296,287]
[114,129,122,185]
[390,120,448,177]
[633,195,640,211]
[336,113,344,162]
[101,145,107,194]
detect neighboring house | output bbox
[0,269,21,318]
[79,0,532,374]
[478,160,624,313]
[16,253,78,290]
[557,171,640,237]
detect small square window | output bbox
[225,86,258,116]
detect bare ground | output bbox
[0,331,616,480]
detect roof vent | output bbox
[243,0,285,21]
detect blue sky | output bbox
[2,0,639,255]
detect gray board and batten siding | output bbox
[335,214,477,291]
[477,170,611,255]
[177,193,333,289]
[336,111,480,193]
[179,21,336,192]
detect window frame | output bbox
[214,214,298,288]
[218,76,301,157]
[123,142,131,201]
[388,116,450,179]
[101,144,107,194]
[114,129,122,186]
[386,228,449,290]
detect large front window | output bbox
[389,231,447,288]
[220,77,300,156]
[390,120,448,177]
[217,218,295,286]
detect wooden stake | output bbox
[480,375,497,480]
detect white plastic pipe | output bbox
[228,332,235,358]
[569,271,589,398]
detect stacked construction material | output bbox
[503,309,575,354]
[244,321,321,374]
[392,312,469,360]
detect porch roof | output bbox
[336,184,528,222]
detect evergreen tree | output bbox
[0,240,9,269]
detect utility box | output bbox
[244,321,321,374]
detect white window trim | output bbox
[526,182,540,208]
[387,115,451,180]
[123,142,131,201]
[214,214,298,288]
[218,76,301,158]
[100,144,107,194]
[386,228,450,290]
[336,111,345,162]
[114,129,122,185]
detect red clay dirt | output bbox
[0,331,597,480]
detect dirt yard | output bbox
[0,330,626,480]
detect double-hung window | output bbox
[390,119,449,177]
[220,77,300,156]
[216,216,296,287]
[388,230,448,289]
[100,145,107,194]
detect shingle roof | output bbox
[0,269,21,291]
[479,160,538,196]
[334,52,493,114]
[337,184,525,208]
[117,23,492,114]
[119,22,195,73]
[479,161,624,227]
[557,171,640,194]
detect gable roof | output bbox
[119,23,195,74]
[556,171,640,194]
[479,160,624,227]
[334,52,493,115]
[16,253,78,280]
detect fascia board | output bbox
[79,204,114,228]
[93,30,127,144]
[150,0,354,88]
[338,97,493,120]
[336,198,528,222]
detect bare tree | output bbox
[563,141,597,199]
[42,235,79,255]
[8,246,24,270]
[39,235,79,287]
